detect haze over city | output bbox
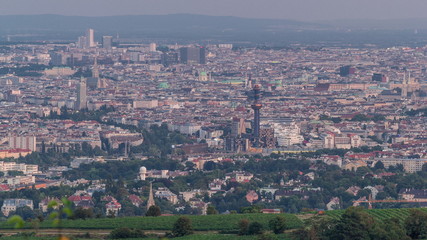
[1,0,427,21]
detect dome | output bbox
[158,82,169,89]
[140,166,147,173]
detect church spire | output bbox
[146,182,155,211]
[92,57,99,78]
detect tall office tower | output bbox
[251,84,262,147]
[149,43,157,52]
[102,36,113,50]
[77,36,87,49]
[86,29,95,48]
[179,46,206,64]
[77,77,87,110]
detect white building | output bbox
[0,161,38,174]
[86,29,95,48]
[1,199,33,216]
[149,43,157,52]
[376,158,427,173]
[273,122,304,147]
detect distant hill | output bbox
[319,18,427,30]
[0,14,320,33]
[1,14,427,46]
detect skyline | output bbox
[1,0,427,22]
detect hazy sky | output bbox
[1,0,427,21]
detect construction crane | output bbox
[353,194,427,209]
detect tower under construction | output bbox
[251,84,262,147]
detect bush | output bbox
[71,208,94,220]
[172,216,193,237]
[269,216,287,234]
[238,219,250,235]
[258,232,278,240]
[146,206,161,217]
[248,221,264,235]
[109,227,145,239]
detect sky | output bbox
[1,0,427,21]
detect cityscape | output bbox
[1,1,427,239]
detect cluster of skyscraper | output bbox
[77,29,96,49]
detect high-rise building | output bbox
[251,84,262,147]
[86,29,95,48]
[77,77,87,110]
[161,52,179,66]
[77,36,87,49]
[102,36,113,50]
[149,43,157,52]
[339,65,356,77]
[49,52,66,66]
[179,47,206,64]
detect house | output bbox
[225,171,254,183]
[180,190,206,202]
[346,186,361,196]
[76,200,95,209]
[155,188,178,204]
[101,196,117,202]
[68,193,92,206]
[39,197,62,212]
[326,197,340,210]
[106,200,121,216]
[0,184,10,192]
[261,209,281,214]
[342,160,367,171]
[1,198,33,216]
[246,190,259,203]
[188,200,208,215]
[399,189,427,201]
[274,190,309,201]
[128,194,143,207]
[364,186,379,200]
[209,179,225,191]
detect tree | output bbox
[328,207,376,240]
[12,206,36,220]
[372,218,410,240]
[206,205,218,215]
[269,216,287,234]
[109,228,145,239]
[374,161,384,170]
[145,205,161,217]
[405,209,427,239]
[238,219,250,235]
[71,208,94,220]
[248,221,264,235]
[172,216,193,237]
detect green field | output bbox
[325,208,427,221]
[0,234,292,240]
[0,213,302,231]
